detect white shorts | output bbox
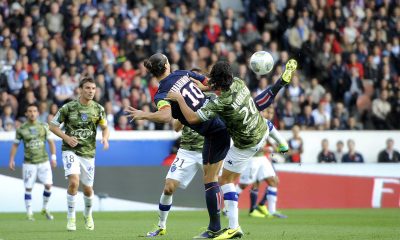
[239,156,276,185]
[63,151,95,187]
[165,149,203,189]
[223,136,267,174]
[22,161,53,189]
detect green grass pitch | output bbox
[0,209,398,240]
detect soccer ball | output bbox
[249,51,274,75]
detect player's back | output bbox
[155,70,226,136]
[207,77,268,149]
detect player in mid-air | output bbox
[9,103,57,221]
[237,107,288,219]
[146,120,204,237]
[167,59,297,239]
[49,76,110,231]
[126,54,230,239]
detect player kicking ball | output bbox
[167,59,297,239]
[237,107,288,219]
[146,120,205,237]
[50,76,110,231]
[9,103,57,221]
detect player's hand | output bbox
[192,78,209,91]
[101,138,109,150]
[9,160,15,171]
[50,159,57,168]
[65,136,79,148]
[166,91,182,102]
[277,144,289,154]
[125,106,146,121]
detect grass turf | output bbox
[0,209,398,240]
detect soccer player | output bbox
[146,120,204,237]
[49,76,110,231]
[237,107,288,219]
[126,55,230,239]
[9,103,57,221]
[167,60,297,239]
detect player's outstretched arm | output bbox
[9,143,18,171]
[166,91,201,124]
[47,139,57,168]
[267,120,288,153]
[125,106,172,123]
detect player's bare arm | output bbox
[100,123,110,150]
[166,91,201,124]
[48,139,57,168]
[8,143,18,171]
[49,124,79,148]
[173,119,184,132]
[125,106,172,123]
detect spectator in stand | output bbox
[115,115,133,131]
[1,104,14,129]
[378,138,400,163]
[344,67,364,112]
[342,139,364,163]
[287,125,303,163]
[297,104,315,130]
[306,78,325,108]
[312,102,330,130]
[372,89,392,130]
[279,100,297,130]
[334,140,345,162]
[317,139,336,163]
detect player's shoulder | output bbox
[91,101,105,112]
[61,100,79,110]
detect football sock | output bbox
[221,183,239,229]
[84,195,93,217]
[43,189,51,210]
[67,193,76,219]
[254,78,286,111]
[158,193,173,229]
[25,191,32,215]
[267,187,278,214]
[250,189,258,212]
[205,182,221,232]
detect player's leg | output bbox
[22,163,37,220]
[63,151,81,231]
[194,130,230,239]
[254,59,298,111]
[80,156,95,231]
[37,161,54,220]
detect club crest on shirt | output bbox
[170,165,177,172]
[29,127,38,135]
[81,113,88,121]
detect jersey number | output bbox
[239,98,258,124]
[182,82,204,107]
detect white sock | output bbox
[84,195,93,217]
[67,193,76,219]
[43,189,51,210]
[25,192,32,215]
[221,183,239,229]
[267,187,278,214]
[158,193,173,229]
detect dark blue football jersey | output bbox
[154,70,226,135]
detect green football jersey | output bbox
[15,121,49,164]
[197,77,267,149]
[51,100,106,158]
[180,126,204,152]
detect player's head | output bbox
[209,61,233,91]
[25,103,39,122]
[262,107,275,120]
[144,53,170,78]
[79,75,96,101]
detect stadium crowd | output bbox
[0,0,399,131]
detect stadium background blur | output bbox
[0,0,399,134]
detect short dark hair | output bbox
[25,103,38,112]
[144,53,168,78]
[79,75,95,88]
[209,61,233,91]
